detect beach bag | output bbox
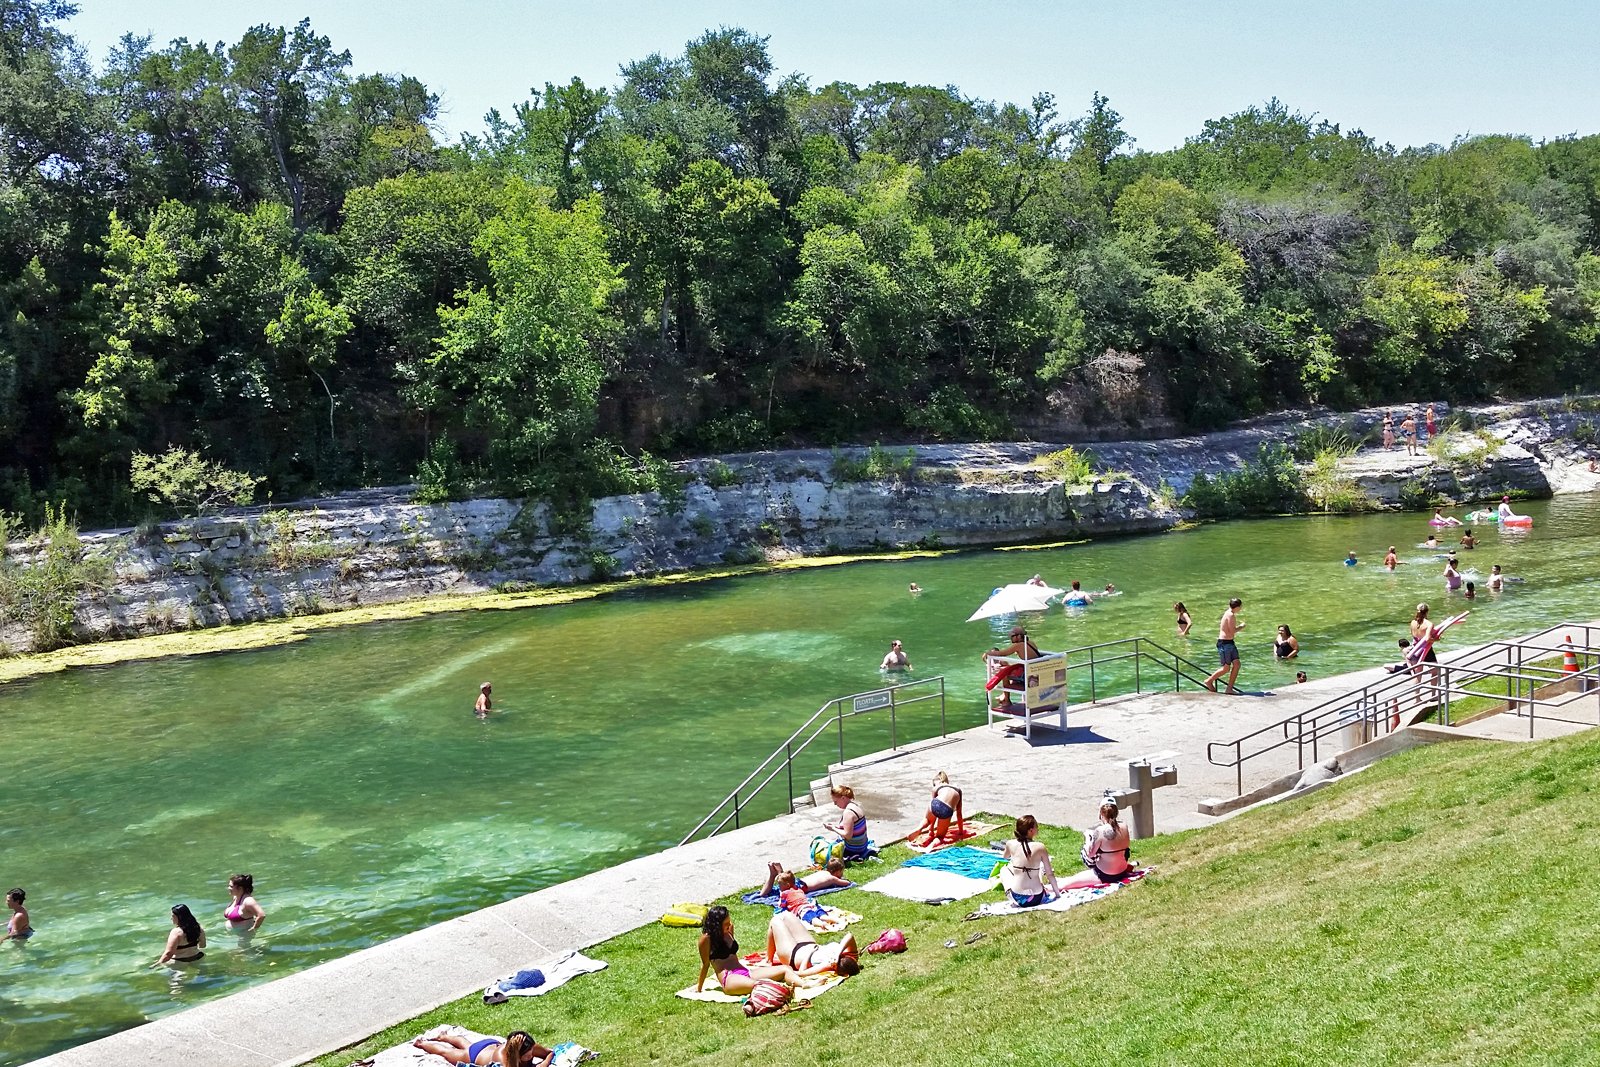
[743,978,791,1016]
[865,928,907,954]
[659,902,709,927]
[810,834,845,867]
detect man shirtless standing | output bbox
[1203,598,1244,694]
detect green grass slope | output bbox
[309,731,1600,1067]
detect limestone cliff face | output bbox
[1,397,1591,655]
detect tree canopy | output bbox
[1,4,1597,522]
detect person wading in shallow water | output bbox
[1203,598,1245,694]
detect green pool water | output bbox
[3,495,1598,1063]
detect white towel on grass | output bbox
[483,949,607,1003]
[964,870,1148,917]
[675,973,847,1004]
[856,866,997,903]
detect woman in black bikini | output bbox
[999,815,1061,907]
[765,910,860,977]
[695,906,806,994]
[155,904,206,966]
[1060,797,1137,890]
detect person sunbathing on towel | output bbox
[766,910,860,977]
[908,771,966,846]
[760,871,850,930]
[999,815,1062,907]
[759,858,850,899]
[412,1030,552,1067]
[1057,797,1138,890]
[696,906,807,994]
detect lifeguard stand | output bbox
[985,651,1069,739]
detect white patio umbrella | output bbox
[966,582,1063,622]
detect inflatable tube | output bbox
[1501,515,1533,527]
[1466,510,1497,523]
[1429,517,1462,527]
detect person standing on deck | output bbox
[1203,598,1245,694]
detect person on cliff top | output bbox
[1426,404,1438,440]
[1400,413,1419,456]
[1382,412,1395,449]
[1459,529,1476,550]
[880,640,910,671]
[1202,598,1244,694]
[474,682,492,717]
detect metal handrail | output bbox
[1208,622,1600,795]
[680,676,947,845]
[1046,636,1217,702]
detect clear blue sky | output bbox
[65,0,1600,152]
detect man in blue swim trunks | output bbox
[1202,597,1244,694]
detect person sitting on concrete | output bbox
[411,1030,553,1067]
[1058,798,1137,890]
[999,815,1062,907]
[823,785,871,860]
[765,910,860,977]
[908,771,965,847]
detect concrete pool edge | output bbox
[0,546,963,686]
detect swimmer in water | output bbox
[1489,564,1504,592]
[1103,583,1117,595]
[1064,580,1092,606]
[1465,581,1476,600]
[224,874,265,933]
[908,582,922,595]
[2,888,30,943]
[1026,574,1047,588]
[1295,671,1308,684]
[474,682,492,717]
[1459,528,1476,550]
[1383,546,1400,571]
[1431,508,1461,527]
[1174,602,1192,636]
[1424,533,1440,549]
[880,640,910,671]
[1344,551,1358,567]
[1443,556,1462,591]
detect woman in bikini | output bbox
[155,904,206,966]
[823,785,870,860]
[1059,797,1137,890]
[223,873,265,933]
[999,815,1061,907]
[3,888,30,944]
[908,771,965,846]
[1174,602,1192,637]
[411,1030,552,1066]
[695,906,806,994]
[765,910,860,978]
[985,627,1041,712]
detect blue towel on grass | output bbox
[904,845,1003,880]
[740,882,851,907]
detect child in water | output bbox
[1344,551,1358,567]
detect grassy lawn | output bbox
[309,731,1600,1067]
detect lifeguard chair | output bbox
[985,651,1069,739]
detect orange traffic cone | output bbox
[1563,635,1578,674]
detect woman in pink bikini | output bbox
[695,906,806,994]
[223,873,265,933]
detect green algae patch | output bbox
[0,547,961,685]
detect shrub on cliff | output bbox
[1184,444,1306,517]
[131,448,260,517]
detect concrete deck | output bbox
[29,648,1598,1067]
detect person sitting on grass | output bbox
[1057,797,1138,890]
[908,771,965,847]
[765,909,860,978]
[411,1030,553,1067]
[759,859,850,900]
[696,906,807,994]
[999,815,1062,908]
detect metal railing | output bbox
[1042,635,1217,704]
[680,676,947,845]
[1208,622,1600,796]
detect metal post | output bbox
[1134,643,1142,693]
[1089,650,1098,703]
[890,694,898,751]
[1128,760,1155,839]
[837,702,845,764]
[939,679,946,737]
[786,741,793,809]
[733,789,740,829]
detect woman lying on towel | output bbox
[766,910,861,977]
[999,815,1062,907]
[412,1029,553,1066]
[1058,797,1138,890]
[696,906,807,994]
